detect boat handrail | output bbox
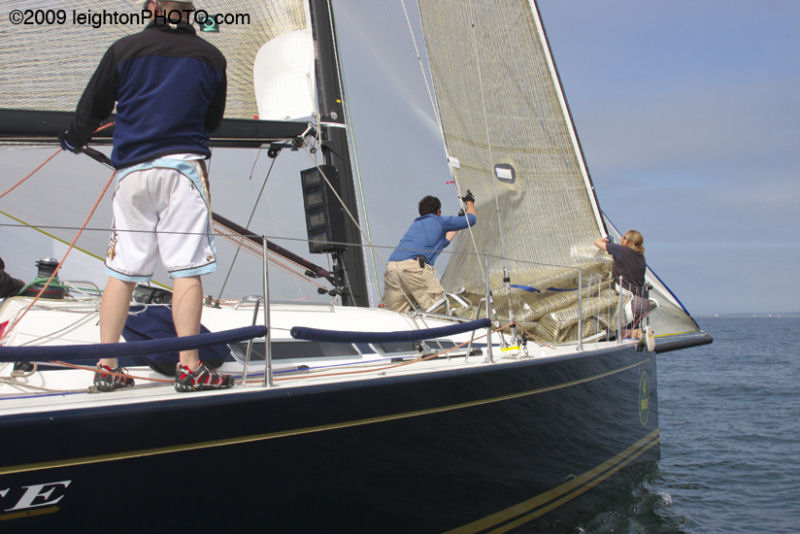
[0,325,267,363]
[289,318,490,343]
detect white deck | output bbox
[0,295,635,418]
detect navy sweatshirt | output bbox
[69,21,227,168]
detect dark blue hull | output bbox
[0,344,658,532]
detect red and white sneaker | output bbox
[174,362,233,392]
[93,364,135,392]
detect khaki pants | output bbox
[382,259,444,313]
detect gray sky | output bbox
[535,1,800,315]
[2,1,797,315]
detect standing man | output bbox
[383,192,477,313]
[60,1,230,392]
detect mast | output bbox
[307,0,369,307]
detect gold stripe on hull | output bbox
[0,357,651,477]
[446,428,661,533]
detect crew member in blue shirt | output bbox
[383,192,477,313]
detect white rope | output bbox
[321,0,384,304]
[399,0,485,276]
[329,36,382,304]
[400,0,443,135]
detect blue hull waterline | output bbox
[0,343,658,531]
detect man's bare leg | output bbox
[172,275,203,371]
[98,276,136,369]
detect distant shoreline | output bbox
[696,312,800,318]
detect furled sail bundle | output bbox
[418,0,699,343]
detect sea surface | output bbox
[574,316,800,533]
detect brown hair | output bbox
[622,230,645,254]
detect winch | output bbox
[20,258,68,299]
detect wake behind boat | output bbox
[0,0,711,531]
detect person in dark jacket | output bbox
[0,257,25,299]
[60,0,230,392]
[594,229,649,337]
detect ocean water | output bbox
[575,316,800,533]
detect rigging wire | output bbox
[325,0,381,305]
[0,159,117,344]
[336,72,380,304]
[401,0,485,276]
[0,121,116,343]
[6,142,330,300]
[299,144,388,293]
[399,0,444,139]
[0,149,60,200]
[215,148,275,300]
[301,149,364,242]
[299,146,394,305]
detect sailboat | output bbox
[0,0,711,531]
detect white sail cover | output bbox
[254,29,316,121]
[0,0,311,120]
[418,0,700,341]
